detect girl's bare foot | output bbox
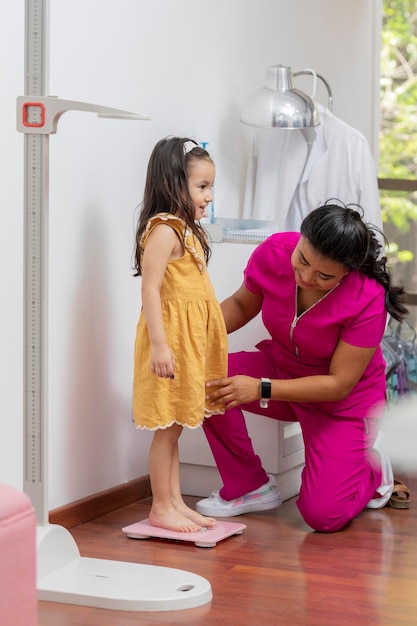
[176,502,216,528]
[149,505,201,533]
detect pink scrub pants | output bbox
[202,350,384,532]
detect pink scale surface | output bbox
[122,519,246,547]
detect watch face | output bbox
[261,379,272,399]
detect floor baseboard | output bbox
[48,476,151,529]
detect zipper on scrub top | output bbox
[290,314,300,357]
[291,282,342,358]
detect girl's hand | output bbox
[150,345,176,378]
[206,375,259,410]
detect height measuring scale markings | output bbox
[23,0,50,524]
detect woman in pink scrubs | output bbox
[197,203,407,532]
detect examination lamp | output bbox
[241,64,333,129]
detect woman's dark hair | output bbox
[133,136,212,276]
[300,202,408,321]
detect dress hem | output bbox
[134,407,224,431]
[135,418,204,431]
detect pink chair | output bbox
[0,483,37,626]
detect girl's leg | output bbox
[169,442,216,527]
[148,423,201,532]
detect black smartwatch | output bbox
[260,377,272,408]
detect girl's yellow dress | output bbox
[133,214,228,430]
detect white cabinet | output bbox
[179,241,304,502]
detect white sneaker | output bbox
[196,474,282,517]
[366,431,394,509]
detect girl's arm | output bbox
[221,283,263,333]
[141,224,182,378]
[206,339,378,408]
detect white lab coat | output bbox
[243,105,382,232]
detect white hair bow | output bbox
[183,140,197,155]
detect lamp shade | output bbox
[241,65,319,129]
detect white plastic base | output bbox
[37,524,212,611]
[122,519,246,548]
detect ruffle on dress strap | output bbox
[141,213,206,273]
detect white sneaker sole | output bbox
[196,493,282,517]
[366,431,394,509]
[366,483,394,509]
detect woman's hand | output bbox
[206,375,259,410]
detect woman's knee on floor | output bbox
[297,492,355,533]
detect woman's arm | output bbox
[206,339,378,408]
[141,224,181,377]
[221,282,263,333]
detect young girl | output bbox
[132,137,228,532]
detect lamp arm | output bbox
[294,70,333,111]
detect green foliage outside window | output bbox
[381,0,417,282]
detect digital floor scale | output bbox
[122,519,247,548]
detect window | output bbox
[379,0,417,313]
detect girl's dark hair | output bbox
[300,201,408,322]
[133,136,212,276]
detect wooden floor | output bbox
[38,474,417,626]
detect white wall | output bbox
[1,0,381,509]
[0,3,24,490]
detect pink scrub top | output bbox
[244,232,388,418]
